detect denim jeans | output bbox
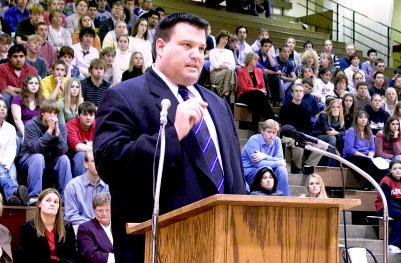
[0,163,18,202]
[18,153,72,198]
[70,151,86,178]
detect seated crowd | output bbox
[1,0,401,260]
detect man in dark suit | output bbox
[94,12,247,263]
[97,1,124,42]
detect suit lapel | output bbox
[93,219,113,251]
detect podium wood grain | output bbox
[127,195,360,263]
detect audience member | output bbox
[0,34,11,62]
[361,49,377,84]
[66,101,96,177]
[237,52,275,131]
[11,74,44,138]
[354,82,371,111]
[41,59,67,100]
[144,9,159,44]
[389,68,401,89]
[279,84,322,173]
[96,0,111,23]
[296,49,319,78]
[365,94,390,135]
[0,193,13,262]
[280,37,301,68]
[343,110,388,187]
[112,35,131,85]
[58,77,83,125]
[77,192,114,263]
[19,188,76,262]
[369,71,387,97]
[332,74,348,100]
[134,0,152,18]
[209,30,237,98]
[0,96,29,206]
[98,1,124,42]
[304,173,328,198]
[228,34,241,69]
[58,46,81,79]
[343,93,357,130]
[242,119,289,195]
[275,44,296,99]
[82,58,110,107]
[100,47,116,84]
[344,53,365,91]
[375,160,401,254]
[25,34,47,79]
[87,2,99,29]
[371,58,389,88]
[375,117,401,161]
[313,98,345,166]
[64,151,109,228]
[235,26,252,67]
[319,52,334,73]
[382,87,398,116]
[35,22,57,74]
[393,75,401,99]
[43,0,67,26]
[339,43,357,70]
[348,71,364,95]
[250,167,284,196]
[319,39,340,69]
[394,101,401,123]
[121,51,145,81]
[129,18,152,69]
[4,0,29,33]
[65,0,88,34]
[71,13,101,52]
[15,3,44,45]
[315,67,334,106]
[17,99,72,203]
[101,20,128,50]
[48,10,73,51]
[251,28,272,54]
[71,27,99,79]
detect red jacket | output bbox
[66,115,96,151]
[237,67,266,99]
[0,63,38,91]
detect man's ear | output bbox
[155,38,166,57]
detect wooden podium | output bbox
[127,195,360,263]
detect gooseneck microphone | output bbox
[160,99,171,125]
[280,124,337,152]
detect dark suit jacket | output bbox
[77,218,113,263]
[98,18,114,42]
[94,68,246,262]
[18,220,76,263]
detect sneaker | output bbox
[291,162,303,174]
[17,185,29,205]
[9,195,21,206]
[29,197,38,206]
[388,245,401,254]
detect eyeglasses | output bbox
[95,209,111,214]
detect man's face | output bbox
[395,77,401,89]
[49,0,59,10]
[324,40,332,53]
[357,85,368,98]
[292,85,304,101]
[303,83,312,94]
[81,33,94,46]
[237,27,247,42]
[375,73,385,86]
[261,43,271,56]
[97,0,107,9]
[36,25,48,40]
[16,0,27,8]
[84,152,98,176]
[147,14,159,27]
[58,0,65,11]
[103,53,115,65]
[368,52,377,62]
[111,4,123,20]
[279,47,290,61]
[304,43,313,51]
[9,51,26,70]
[87,7,97,19]
[91,66,104,79]
[371,96,382,110]
[27,40,41,54]
[142,0,152,11]
[259,31,269,40]
[155,23,206,87]
[125,0,135,12]
[30,12,43,25]
[0,42,10,54]
[376,62,385,73]
[53,64,66,77]
[345,45,355,57]
[79,111,95,130]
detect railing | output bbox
[299,0,401,66]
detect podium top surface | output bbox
[127,194,361,234]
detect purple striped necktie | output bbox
[178,86,225,193]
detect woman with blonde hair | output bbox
[19,188,76,262]
[58,78,83,124]
[296,49,319,77]
[382,87,398,116]
[305,174,328,198]
[121,52,145,81]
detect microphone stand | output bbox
[151,118,168,263]
[296,141,389,263]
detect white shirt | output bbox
[152,65,224,172]
[100,222,115,263]
[71,43,99,78]
[0,120,16,170]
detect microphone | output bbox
[280,124,337,152]
[160,99,171,125]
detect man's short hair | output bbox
[302,77,314,87]
[374,71,384,79]
[375,58,385,66]
[27,34,43,45]
[88,1,97,9]
[100,47,116,57]
[260,38,272,47]
[40,99,60,115]
[79,27,96,39]
[89,58,106,71]
[371,93,382,101]
[152,12,208,57]
[356,81,369,90]
[0,33,11,44]
[92,192,111,209]
[35,21,47,31]
[29,3,44,14]
[111,1,124,8]
[78,101,96,115]
[367,49,377,56]
[52,59,66,70]
[8,44,27,58]
[58,46,75,59]
[144,9,159,20]
[279,44,290,53]
[235,25,247,35]
[303,40,313,48]
[292,84,304,92]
